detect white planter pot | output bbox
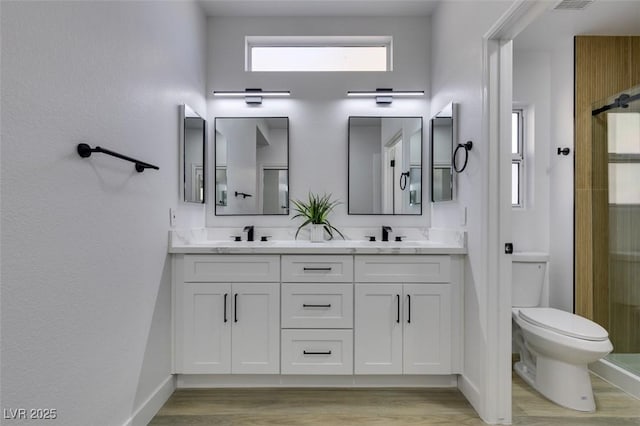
[309,224,325,242]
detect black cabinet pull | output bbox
[303,350,332,355]
[224,293,228,323]
[396,294,400,323]
[303,304,331,308]
[407,294,411,324]
[303,267,332,271]
[234,293,238,323]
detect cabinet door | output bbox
[231,283,280,374]
[181,282,231,374]
[354,283,403,374]
[403,284,452,374]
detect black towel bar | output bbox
[77,143,159,173]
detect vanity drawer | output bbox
[281,283,353,328]
[355,255,450,283]
[282,256,354,283]
[183,255,280,282]
[281,329,353,375]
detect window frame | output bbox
[512,109,524,208]
[245,36,393,72]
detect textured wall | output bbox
[1,2,206,424]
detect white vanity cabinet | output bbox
[354,255,461,375]
[174,255,280,374]
[280,255,354,375]
[172,250,463,383]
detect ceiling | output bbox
[515,0,640,50]
[198,0,440,17]
[197,0,639,49]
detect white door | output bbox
[231,282,280,374]
[403,284,452,374]
[354,283,403,374]
[181,282,232,374]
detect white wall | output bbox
[512,50,551,255]
[430,1,513,422]
[547,39,575,312]
[511,44,574,313]
[1,2,207,425]
[206,16,430,229]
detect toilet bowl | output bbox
[512,307,613,411]
[512,253,613,412]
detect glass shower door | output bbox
[593,85,640,375]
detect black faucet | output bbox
[382,226,392,242]
[243,226,254,242]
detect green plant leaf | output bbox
[290,192,344,240]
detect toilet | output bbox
[512,252,613,412]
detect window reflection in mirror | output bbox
[431,102,455,202]
[182,105,205,204]
[348,117,422,215]
[214,117,289,215]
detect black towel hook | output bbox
[453,141,473,173]
[399,171,410,190]
[77,143,159,173]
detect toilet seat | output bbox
[518,308,609,342]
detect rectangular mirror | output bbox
[181,105,205,203]
[348,117,422,215]
[215,117,289,215]
[431,102,455,202]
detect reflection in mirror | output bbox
[182,105,205,203]
[215,117,289,215]
[215,168,227,206]
[431,102,455,202]
[348,117,422,215]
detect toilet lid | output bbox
[518,308,609,341]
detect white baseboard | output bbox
[124,375,176,426]
[590,360,640,400]
[177,374,458,388]
[458,374,482,418]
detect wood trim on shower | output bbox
[574,36,640,327]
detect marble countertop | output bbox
[168,229,467,255]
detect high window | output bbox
[512,109,524,207]
[246,36,392,72]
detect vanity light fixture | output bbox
[213,88,291,105]
[346,88,425,104]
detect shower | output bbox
[591,84,640,376]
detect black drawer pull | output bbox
[303,350,332,355]
[303,304,332,308]
[407,294,411,324]
[396,294,400,323]
[234,293,238,323]
[303,267,333,272]
[224,293,228,323]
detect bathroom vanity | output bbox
[170,234,465,387]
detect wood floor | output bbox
[149,374,640,425]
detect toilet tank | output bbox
[512,252,549,307]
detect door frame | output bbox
[482,1,550,423]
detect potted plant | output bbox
[291,193,344,242]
